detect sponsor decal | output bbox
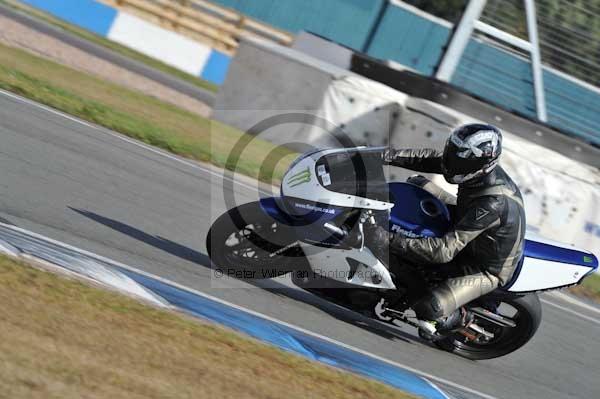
[475,207,490,221]
[294,202,336,214]
[452,130,499,159]
[321,173,331,186]
[287,166,311,187]
[391,224,424,238]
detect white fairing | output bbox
[507,232,597,292]
[524,231,581,250]
[300,243,396,290]
[507,257,592,292]
[282,148,394,210]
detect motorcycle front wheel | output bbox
[206,202,304,280]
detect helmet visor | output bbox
[442,141,491,183]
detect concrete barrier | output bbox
[292,32,354,70]
[19,0,231,84]
[213,37,413,151]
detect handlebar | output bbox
[323,222,346,239]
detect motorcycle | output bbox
[207,147,598,360]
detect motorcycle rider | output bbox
[371,123,526,335]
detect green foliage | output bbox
[0,0,218,92]
[406,0,600,85]
[0,255,417,399]
[570,272,600,303]
[403,0,467,22]
[535,0,600,85]
[0,43,293,184]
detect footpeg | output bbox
[417,319,438,335]
[374,299,418,328]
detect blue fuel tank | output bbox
[388,182,451,238]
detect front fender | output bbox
[259,197,345,227]
[259,197,295,225]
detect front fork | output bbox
[322,209,376,250]
[357,209,376,251]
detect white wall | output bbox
[108,12,211,76]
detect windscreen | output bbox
[314,148,390,202]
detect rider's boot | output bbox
[436,307,474,333]
[416,319,438,335]
[418,307,474,338]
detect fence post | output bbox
[524,0,547,122]
[362,0,390,53]
[435,0,487,82]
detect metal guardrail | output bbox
[101,0,293,54]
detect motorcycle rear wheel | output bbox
[434,293,542,360]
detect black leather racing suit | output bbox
[382,148,527,320]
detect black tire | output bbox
[206,202,304,280]
[435,293,542,360]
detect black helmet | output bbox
[442,123,502,184]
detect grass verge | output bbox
[0,0,219,93]
[569,273,600,303]
[0,254,415,399]
[0,42,295,183]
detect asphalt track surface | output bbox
[1,91,599,399]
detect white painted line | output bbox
[548,291,600,315]
[1,89,95,128]
[0,222,495,399]
[0,240,20,256]
[129,279,498,398]
[540,299,600,327]
[0,89,263,194]
[19,253,170,309]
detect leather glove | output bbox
[342,224,362,247]
[365,224,390,248]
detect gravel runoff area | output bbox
[0,14,211,117]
